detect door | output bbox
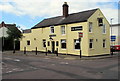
[51,41,55,53]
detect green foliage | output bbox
[7,27,22,40]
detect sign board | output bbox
[49,35,56,37]
[71,26,82,31]
[111,36,116,41]
[78,32,83,38]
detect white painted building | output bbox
[110,24,120,45]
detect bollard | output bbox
[46,48,47,56]
[80,50,81,58]
[24,47,26,54]
[36,47,37,55]
[56,48,58,56]
[13,49,15,54]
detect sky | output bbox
[0,0,119,30]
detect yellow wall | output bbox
[20,9,110,56]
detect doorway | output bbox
[51,41,55,53]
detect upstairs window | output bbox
[102,24,106,34]
[56,41,59,46]
[89,22,93,33]
[98,18,103,26]
[61,39,66,49]
[48,41,50,46]
[61,26,65,35]
[27,40,30,45]
[74,39,80,49]
[50,26,54,33]
[43,39,46,47]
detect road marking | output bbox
[60,62,69,65]
[6,71,12,73]
[14,59,20,62]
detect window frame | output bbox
[102,24,106,34]
[27,40,30,45]
[89,39,93,49]
[103,39,106,48]
[50,26,54,34]
[74,39,80,50]
[43,39,46,48]
[61,26,65,35]
[98,18,103,27]
[61,39,66,49]
[89,22,93,33]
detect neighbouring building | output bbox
[0,21,16,37]
[0,21,21,50]
[20,2,110,56]
[110,24,120,45]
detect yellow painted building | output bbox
[20,2,110,56]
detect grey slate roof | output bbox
[32,8,98,29]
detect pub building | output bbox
[20,2,110,56]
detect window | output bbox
[27,40,30,45]
[103,24,106,34]
[50,26,54,33]
[61,26,65,34]
[61,39,66,49]
[43,39,46,47]
[103,39,106,48]
[56,41,59,46]
[89,22,92,33]
[89,39,93,48]
[98,18,103,26]
[74,39,80,49]
[48,41,50,46]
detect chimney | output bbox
[63,2,69,18]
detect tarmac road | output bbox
[2,51,119,79]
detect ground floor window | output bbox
[43,39,46,47]
[89,39,93,48]
[74,39,80,49]
[27,40,30,45]
[56,41,59,46]
[103,39,106,48]
[48,41,50,46]
[61,39,66,49]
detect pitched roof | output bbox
[32,8,98,29]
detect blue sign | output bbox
[111,36,116,41]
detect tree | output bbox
[7,26,22,41]
[4,26,22,50]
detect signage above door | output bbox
[71,26,83,31]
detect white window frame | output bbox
[103,39,106,48]
[61,39,66,49]
[74,39,80,50]
[61,26,65,35]
[102,24,106,34]
[43,39,46,48]
[50,26,54,34]
[89,39,93,49]
[89,22,93,33]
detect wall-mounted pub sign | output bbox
[71,26,82,31]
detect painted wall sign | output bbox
[71,26,82,31]
[49,35,56,37]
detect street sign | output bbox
[78,32,83,38]
[111,36,116,41]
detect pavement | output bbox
[2,51,120,60]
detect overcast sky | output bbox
[0,0,119,30]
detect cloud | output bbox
[0,0,119,24]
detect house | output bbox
[20,2,110,56]
[0,21,21,50]
[110,24,120,45]
[0,21,16,38]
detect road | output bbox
[2,52,119,79]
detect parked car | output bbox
[110,45,120,52]
[114,45,120,51]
